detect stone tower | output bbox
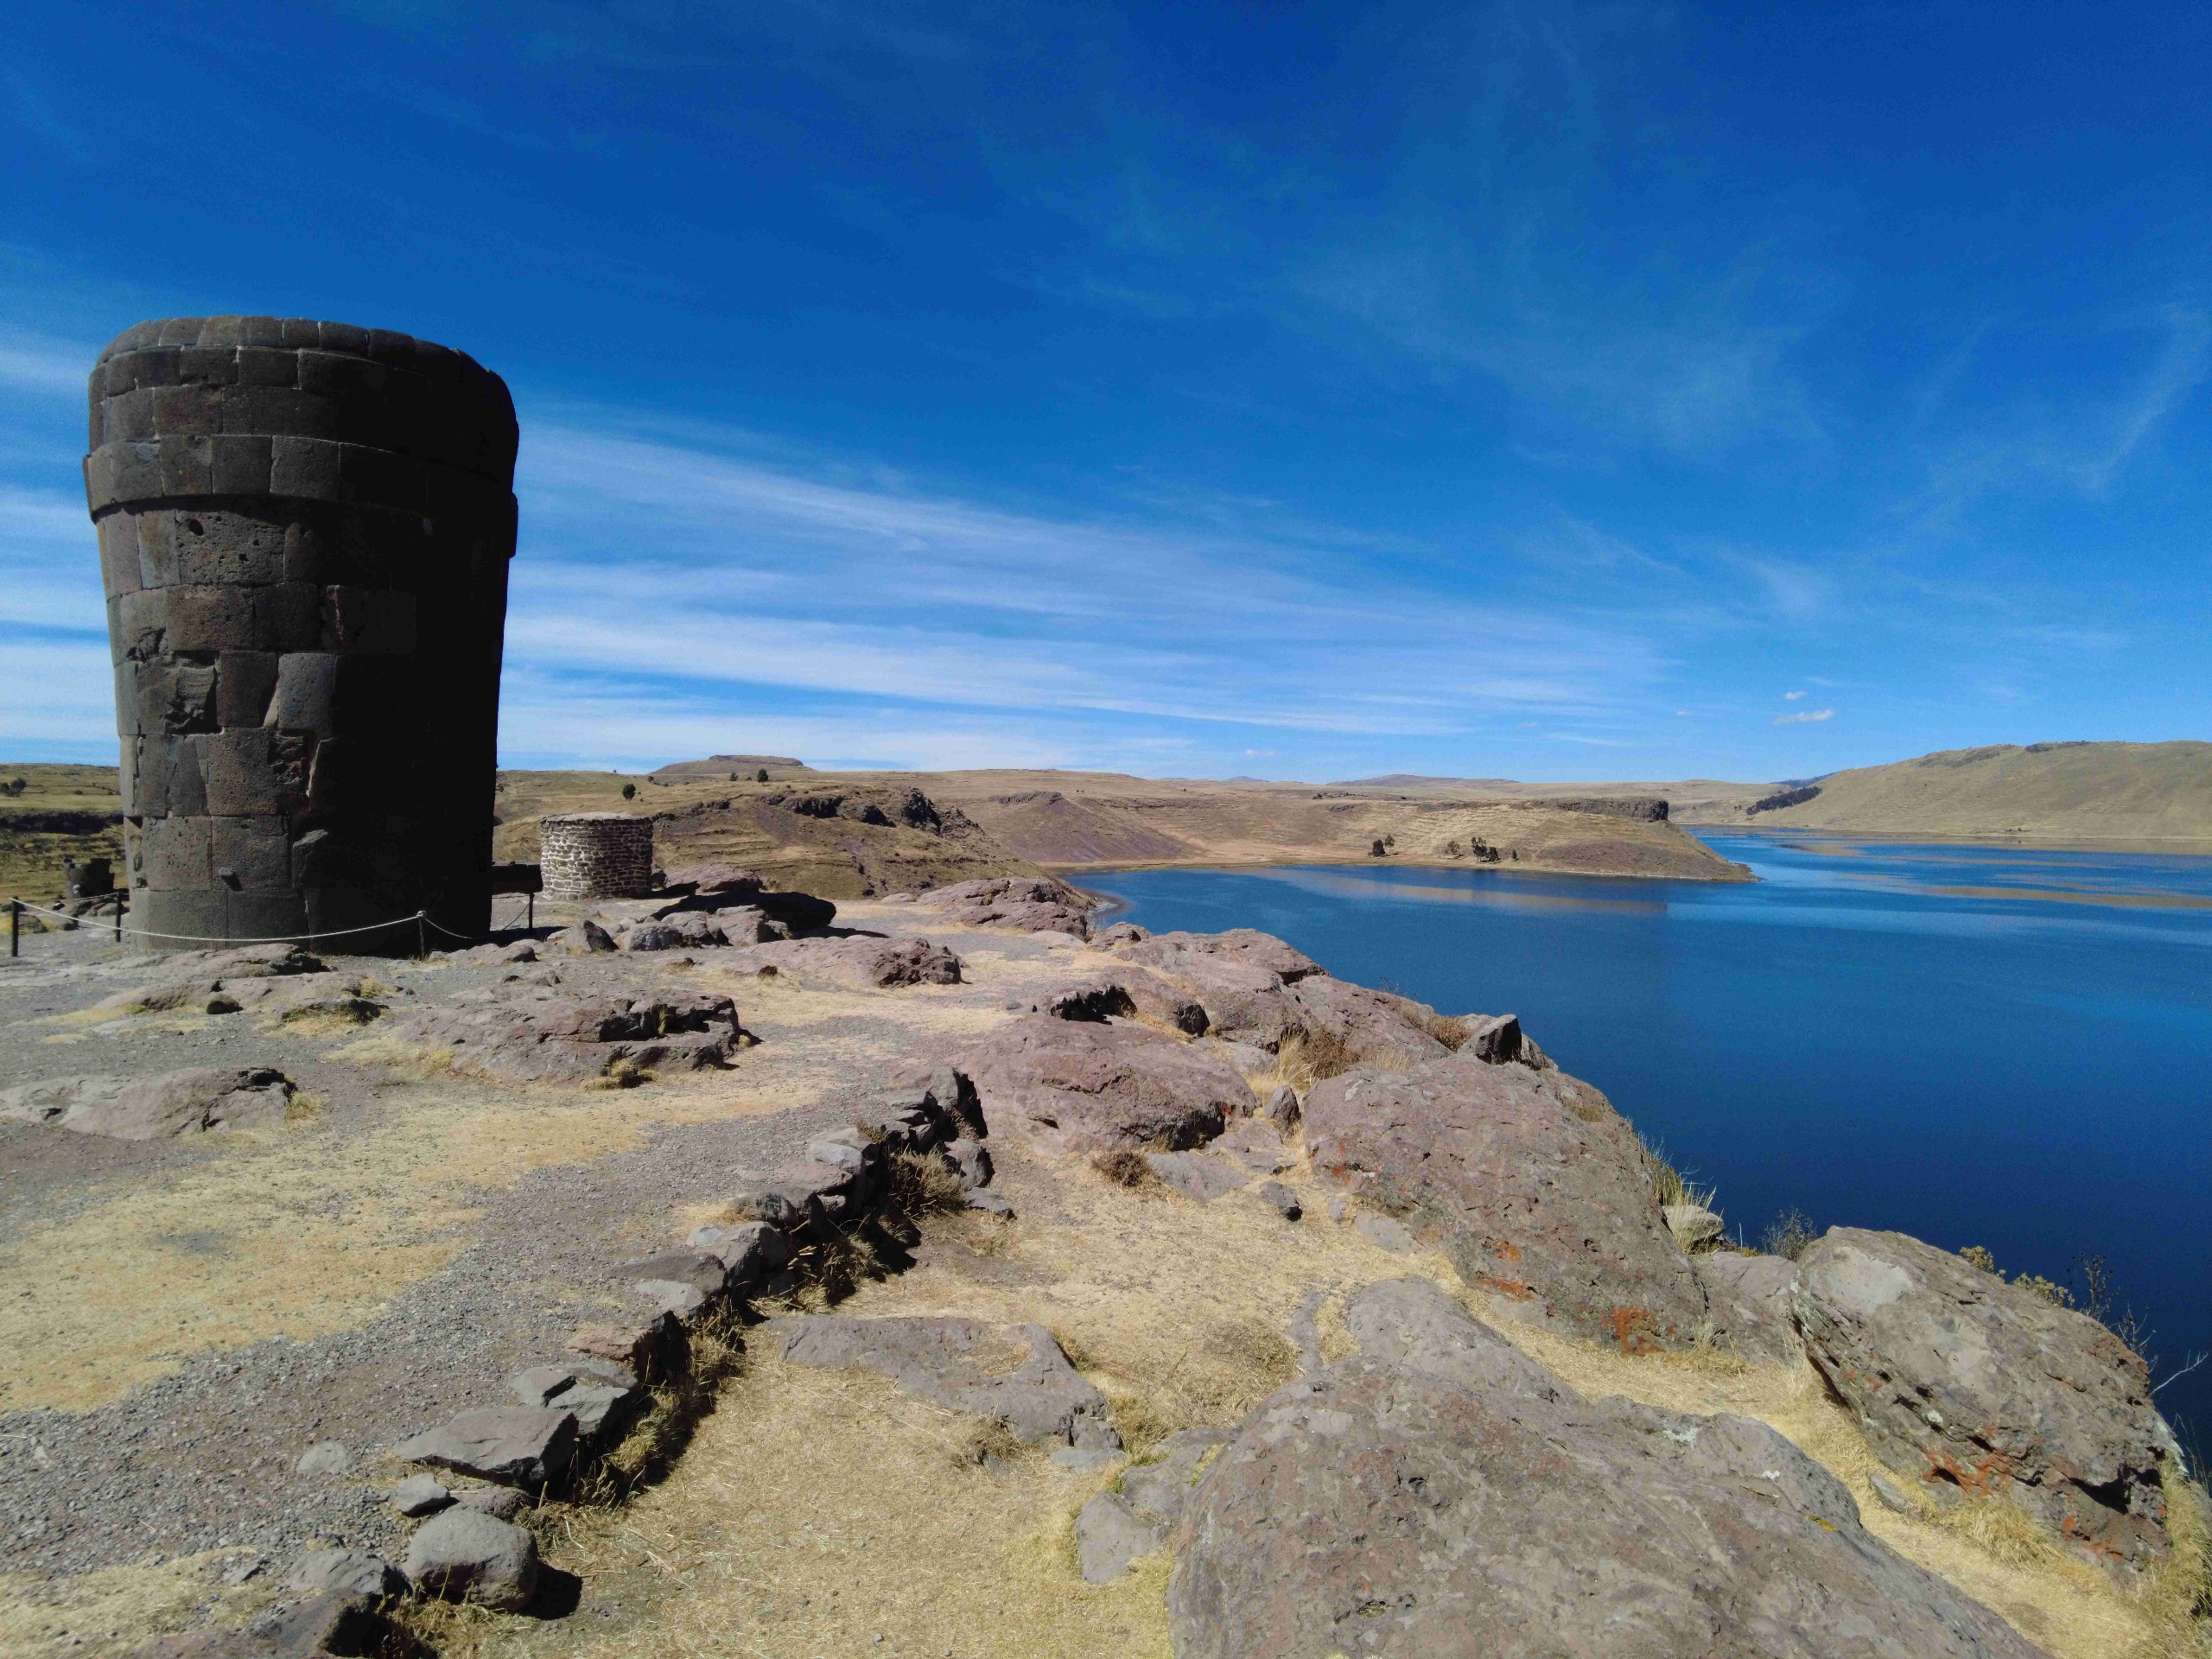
[86,317,518,950]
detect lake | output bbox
[1080,832,2212,1445]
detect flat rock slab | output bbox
[966,1015,1252,1154]
[385,987,738,1084]
[771,1315,1119,1449]
[1168,1278,2047,1659]
[1795,1226,2177,1567]
[916,877,1091,938]
[393,1407,578,1488]
[1305,1052,1707,1350]
[1077,1427,1230,1584]
[1144,1150,1249,1204]
[0,1067,295,1140]
[1215,1117,1292,1173]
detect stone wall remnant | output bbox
[539,812,654,899]
[86,316,518,950]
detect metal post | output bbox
[9,899,17,958]
[113,899,122,944]
[526,891,534,931]
[417,912,427,959]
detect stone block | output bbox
[137,735,208,817]
[156,318,203,347]
[136,659,219,735]
[199,728,286,816]
[152,382,223,436]
[321,585,416,654]
[111,588,168,660]
[215,650,279,727]
[133,512,178,587]
[157,434,214,496]
[173,512,288,588]
[266,652,342,734]
[270,434,342,499]
[211,433,273,495]
[223,891,312,939]
[136,889,230,948]
[103,387,156,445]
[233,345,296,387]
[256,581,323,650]
[213,817,294,892]
[176,345,239,385]
[164,585,257,652]
[139,815,213,889]
[96,513,142,596]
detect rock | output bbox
[1256,1180,1301,1220]
[150,1587,386,1657]
[0,1067,296,1140]
[391,1474,452,1516]
[284,1545,404,1599]
[1283,974,1458,1071]
[944,1136,992,1189]
[728,1159,856,1224]
[1262,1084,1300,1131]
[383,985,740,1084]
[965,1015,1252,1155]
[454,1485,529,1520]
[688,1218,791,1284]
[292,1440,352,1476]
[1094,921,1148,945]
[965,1190,1014,1217]
[1113,927,1322,983]
[402,1509,539,1611]
[914,877,1091,938]
[1795,1226,2176,1567]
[392,1407,578,1488]
[1076,1491,1161,1585]
[1693,1250,1802,1364]
[1354,1212,1418,1253]
[546,918,617,956]
[1167,1277,2048,1659]
[1460,1011,1524,1063]
[568,1310,688,1383]
[613,1250,732,1298]
[1870,1470,1921,1515]
[1215,1117,1290,1173]
[1305,1052,1707,1351]
[1663,1202,1726,1249]
[772,1317,1118,1450]
[1144,1151,1249,1204]
[726,934,963,988]
[617,920,690,951]
[508,1363,642,1441]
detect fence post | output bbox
[417,912,427,958]
[113,899,122,944]
[9,899,18,958]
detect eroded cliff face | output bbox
[0,888,2179,1659]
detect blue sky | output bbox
[3,3,2209,781]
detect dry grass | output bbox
[0,1550,280,1659]
[887,1147,971,1216]
[1090,1148,1159,1191]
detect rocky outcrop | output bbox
[1795,1227,2175,1567]
[1693,1250,1802,1364]
[727,935,962,988]
[913,876,1091,938]
[382,985,741,1083]
[1167,1278,2047,1659]
[1304,1052,1707,1350]
[0,1067,296,1139]
[1076,1427,1230,1584]
[1280,974,1457,1071]
[772,1316,1120,1452]
[964,1015,1253,1154]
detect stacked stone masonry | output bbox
[85,316,518,950]
[539,814,655,899]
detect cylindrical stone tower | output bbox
[86,316,518,951]
[539,814,655,899]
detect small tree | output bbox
[621,783,636,800]
[756,768,770,783]
[1444,839,1462,857]
[1370,838,1387,857]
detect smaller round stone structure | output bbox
[540,814,654,899]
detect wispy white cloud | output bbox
[1783,689,1805,700]
[1774,707,1834,725]
[0,330,91,397]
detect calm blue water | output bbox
[1083,833,2212,1442]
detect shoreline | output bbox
[1688,823,2212,859]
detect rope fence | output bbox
[2,897,547,959]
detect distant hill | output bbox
[651,754,811,780]
[1689,741,2212,842]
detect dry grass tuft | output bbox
[1930,1495,2063,1567]
[584,1058,652,1091]
[282,1090,325,1126]
[1090,1148,1159,1190]
[1263,1027,1361,1093]
[784,1225,884,1307]
[886,1147,970,1216]
[331,1033,456,1077]
[1416,1010,1471,1051]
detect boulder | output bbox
[392,1407,578,1488]
[727,935,962,988]
[1282,974,1457,1071]
[1693,1250,1802,1365]
[392,1473,452,1516]
[1144,1151,1249,1204]
[454,1486,528,1520]
[0,1067,296,1140]
[545,918,617,956]
[1304,1053,1707,1350]
[285,1546,404,1599]
[944,1136,992,1189]
[1262,1084,1300,1132]
[688,1217,792,1285]
[382,985,740,1084]
[915,877,1091,938]
[402,1509,539,1611]
[1460,1011,1524,1063]
[1215,1117,1291,1174]
[567,1310,687,1383]
[772,1316,1119,1450]
[728,1159,856,1224]
[145,1587,387,1657]
[1167,1277,2048,1659]
[1113,927,1322,984]
[508,1362,641,1442]
[965,1015,1251,1154]
[1077,1427,1230,1584]
[291,1440,352,1476]
[1795,1227,2176,1567]
[1256,1181,1301,1221]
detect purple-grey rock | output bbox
[392,1407,577,1488]
[1693,1249,1802,1365]
[284,1545,404,1599]
[402,1508,539,1611]
[1794,1226,2177,1568]
[965,1014,1251,1155]
[1144,1150,1249,1204]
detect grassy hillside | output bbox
[1690,742,2212,843]
[0,765,124,906]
